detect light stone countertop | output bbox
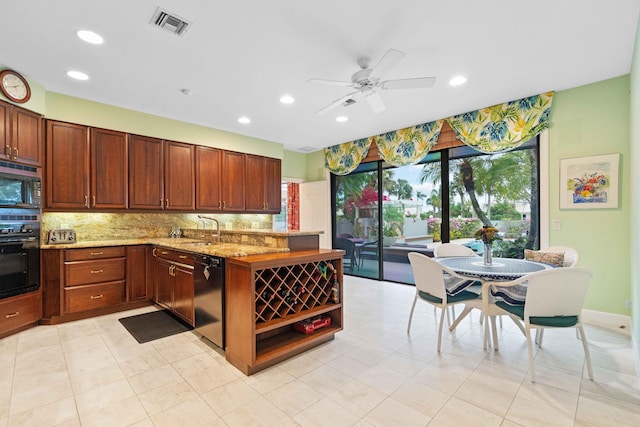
[40,237,291,258]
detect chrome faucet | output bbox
[197,215,221,242]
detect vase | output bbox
[483,243,492,266]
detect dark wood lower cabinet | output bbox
[153,247,195,326]
[0,291,42,339]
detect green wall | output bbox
[548,76,631,315]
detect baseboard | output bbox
[634,336,640,390]
[581,309,632,336]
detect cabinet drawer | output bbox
[154,247,194,266]
[64,281,125,314]
[0,292,42,333]
[65,258,125,286]
[65,246,125,261]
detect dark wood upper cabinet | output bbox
[164,140,195,210]
[45,121,89,209]
[196,146,223,211]
[90,128,128,209]
[1,101,43,167]
[221,150,245,211]
[128,135,163,210]
[245,154,281,213]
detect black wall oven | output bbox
[0,220,40,299]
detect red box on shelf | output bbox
[293,316,331,334]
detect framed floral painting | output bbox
[559,153,620,209]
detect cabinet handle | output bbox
[4,145,10,158]
[90,295,104,300]
[160,199,164,209]
[5,312,19,318]
[90,251,104,256]
[13,147,18,159]
[85,195,89,208]
[169,265,176,276]
[218,201,222,209]
[152,248,157,257]
[92,196,96,207]
[222,201,226,209]
[160,251,168,255]
[165,199,169,208]
[90,269,104,274]
[179,255,187,259]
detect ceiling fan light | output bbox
[76,30,104,45]
[449,75,467,86]
[336,116,348,122]
[238,116,251,124]
[67,70,89,80]
[280,95,295,104]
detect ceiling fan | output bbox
[307,48,436,115]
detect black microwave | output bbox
[0,171,41,209]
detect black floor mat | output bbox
[118,310,191,343]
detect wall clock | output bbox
[0,70,31,104]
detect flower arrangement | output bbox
[474,226,501,245]
[568,173,609,203]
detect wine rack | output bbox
[225,249,344,375]
[254,260,337,324]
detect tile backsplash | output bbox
[42,212,273,241]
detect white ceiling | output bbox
[1,1,638,153]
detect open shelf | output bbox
[255,325,342,364]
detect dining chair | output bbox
[407,252,483,352]
[540,246,579,267]
[358,240,379,268]
[488,267,594,382]
[334,237,358,273]
[433,243,479,324]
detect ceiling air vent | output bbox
[149,7,191,36]
[297,146,317,152]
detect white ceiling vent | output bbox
[297,146,317,152]
[149,7,191,36]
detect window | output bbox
[331,138,539,283]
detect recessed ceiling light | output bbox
[280,95,295,104]
[76,30,104,45]
[238,116,251,124]
[449,75,467,86]
[67,70,89,80]
[336,116,348,122]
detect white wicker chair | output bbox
[434,243,478,257]
[407,252,482,352]
[489,267,594,382]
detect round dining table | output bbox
[435,256,553,350]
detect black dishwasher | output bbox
[193,254,225,349]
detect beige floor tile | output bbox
[170,351,222,378]
[327,379,386,417]
[6,396,77,427]
[150,396,221,427]
[298,364,353,395]
[68,362,125,394]
[390,377,450,417]
[183,362,243,394]
[78,395,148,427]
[137,378,199,415]
[364,397,432,426]
[428,396,503,427]
[74,379,136,415]
[9,377,73,417]
[127,363,181,394]
[222,396,290,427]
[292,396,360,427]
[574,393,640,427]
[201,379,261,416]
[264,379,323,417]
[243,366,296,395]
[454,369,521,416]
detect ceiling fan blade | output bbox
[382,76,436,90]
[316,91,359,115]
[365,91,385,114]
[307,78,354,87]
[369,48,406,79]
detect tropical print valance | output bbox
[446,91,554,153]
[374,119,444,166]
[324,137,373,175]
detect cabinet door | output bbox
[195,146,222,211]
[164,140,195,210]
[126,246,149,302]
[155,258,173,310]
[91,128,128,209]
[222,150,245,211]
[129,135,163,210]
[45,121,89,209]
[0,102,7,160]
[244,154,265,212]
[12,107,42,166]
[264,157,281,213]
[173,265,194,325]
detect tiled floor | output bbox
[1,276,639,426]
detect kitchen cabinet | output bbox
[126,245,150,302]
[196,146,245,211]
[128,134,163,210]
[41,246,152,324]
[45,121,127,209]
[225,249,344,375]
[153,247,195,325]
[0,291,42,339]
[245,155,281,213]
[0,100,43,167]
[129,136,194,210]
[164,140,195,210]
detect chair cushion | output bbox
[524,249,564,267]
[443,274,481,296]
[419,289,480,304]
[490,283,528,305]
[495,302,579,327]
